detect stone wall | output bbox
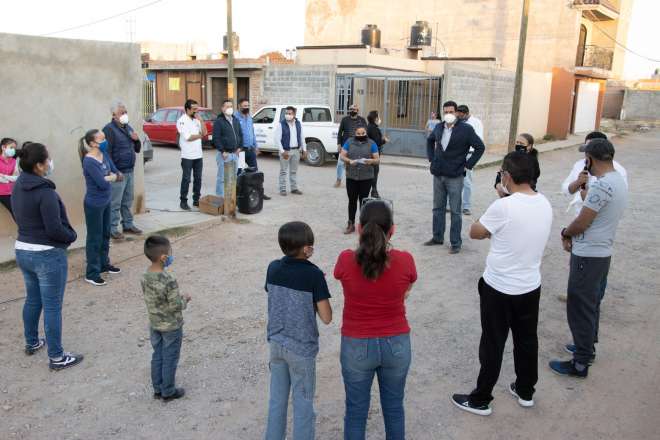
[622,89,660,121]
[261,65,335,107]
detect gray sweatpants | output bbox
[567,253,611,365]
[279,149,300,193]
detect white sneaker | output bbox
[509,382,534,407]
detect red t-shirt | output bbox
[334,249,417,338]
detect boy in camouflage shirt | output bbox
[141,235,191,402]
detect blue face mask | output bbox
[163,255,174,268]
[99,140,108,153]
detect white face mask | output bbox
[224,107,234,116]
[44,159,54,177]
[4,147,15,157]
[119,113,129,125]
[443,113,457,125]
[285,114,294,122]
[501,173,511,195]
[376,118,382,125]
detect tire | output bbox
[305,141,326,167]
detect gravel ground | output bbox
[0,131,658,439]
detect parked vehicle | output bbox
[142,132,154,164]
[143,106,215,148]
[253,104,339,166]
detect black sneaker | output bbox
[162,388,185,402]
[85,277,107,286]
[192,200,200,207]
[549,359,588,378]
[451,394,492,416]
[449,247,461,254]
[103,265,121,275]
[423,238,444,246]
[263,194,271,201]
[180,201,191,211]
[25,338,45,356]
[509,382,534,408]
[49,353,84,371]
[565,343,596,364]
[154,392,162,400]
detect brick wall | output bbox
[261,65,335,107]
[442,62,515,148]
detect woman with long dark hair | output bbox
[12,143,83,370]
[79,129,122,286]
[334,200,417,439]
[495,133,540,196]
[366,111,387,198]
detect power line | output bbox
[40,0,164,37]
[586,11,660,63]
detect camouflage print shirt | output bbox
[141,271,187,332]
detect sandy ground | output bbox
[0,131,658,440]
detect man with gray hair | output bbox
[103,100,142,240]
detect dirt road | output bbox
[1,131,658,439]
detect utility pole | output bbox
[507,0,530,152]
[224,0,237,217]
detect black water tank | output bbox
[361,24,381,48]
[410,21,432,47]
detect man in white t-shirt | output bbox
[561,131,627,217]
[177,99,207,211]
[452,151,553,416]
[456,105,484,216]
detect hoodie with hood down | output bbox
[11,172,77,248]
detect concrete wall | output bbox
[0,33,144,254]
[261,65,335,107]
[442,62,514,148]
[622,90,660,121]
[518,71,553,140]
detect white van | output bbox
[252,104,339,166]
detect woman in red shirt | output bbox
[334,199,417,440]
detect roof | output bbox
[146,52,292,71]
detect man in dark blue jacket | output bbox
[103,101,142,240]
[425,100,485,253]
[212,99,243,197]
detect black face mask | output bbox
[515,143,527,153]
[349,111,358,117]
[355,135,368,142]
[241,107,250,114]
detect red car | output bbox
[143,106,216,147]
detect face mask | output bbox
[119,114,129,125]
[285,114,294,121]
[190,111,196,118]
[241,107,250,114]
[515,143,527,153]
[44,159,54,177]
[376,118,382,125]
[500,172,511,195]
[303,246,314,259]
[163,255,174,268]
[585,158,593,175]
[224,108,234,116]
[349,110,358,117]
[4,147,15,157]
[98,140,108,152]
[443,113,457,125]
[356,135,368,142]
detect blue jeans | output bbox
[244,148,258,170]
[341,334,411,440]
[150,327,183,397]
[215,152,239,197]
[337,158,345,181]
[84,202,111,280]
[432,175,464,249]
[462,169,473,210]
[17,248,68,359]
[110,171,135,234]
[265,342,316,440]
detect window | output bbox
[302,107,332,122]
[166,110,181,122]
[198,110,217,121]
[253,107,276,124]
[168,77,180,91]
[396,81,409,118]
[150,109,167,122]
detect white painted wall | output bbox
[518,71,553,140]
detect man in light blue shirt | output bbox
[237,98,270,199]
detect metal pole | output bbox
[224,0,237,217]
[507,0,530,152]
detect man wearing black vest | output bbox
[274,106,306,196]
[425,100,485,254]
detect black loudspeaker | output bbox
[237,170,264,214]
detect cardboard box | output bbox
[199,195,224,216]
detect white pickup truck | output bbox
[252,104,339,167]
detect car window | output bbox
[166,110,181,122]
[302,107,332,123]
[151,109,167,122]
[198,110,217,121]
[253,107,276,124]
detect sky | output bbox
[2,0,658,79]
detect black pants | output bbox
[346,178,373,223]
[371,164,380,196]
[180,158,203,203]
[0,194,13,219]
[470,278,540,405]
[567,253,611,365]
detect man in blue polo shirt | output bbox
[236,98,270,200]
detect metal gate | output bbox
[335,73,442,157]
[142,78,156,119]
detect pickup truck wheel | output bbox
[305,142,326,167]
